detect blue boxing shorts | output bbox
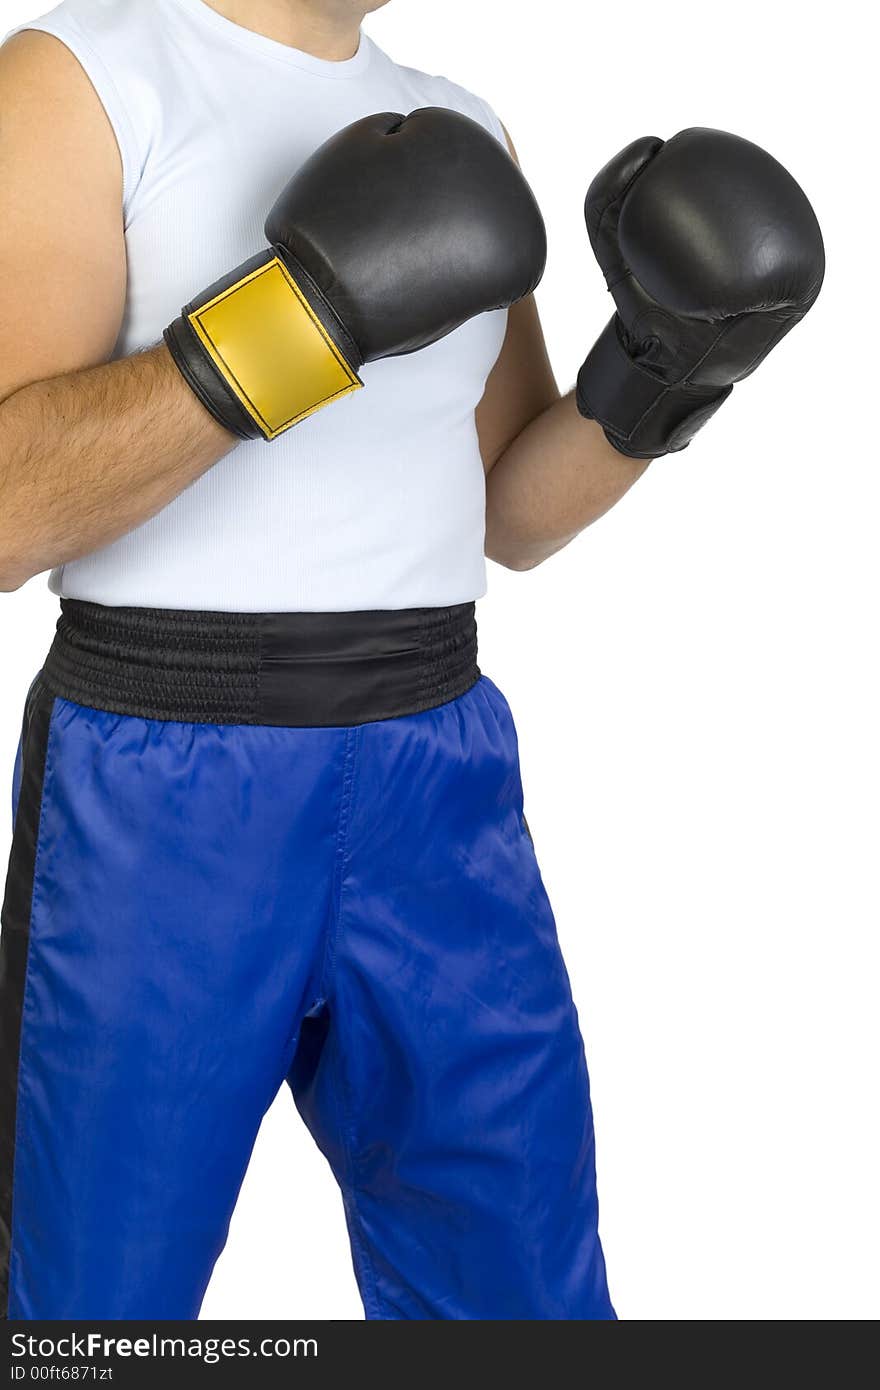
[0,601,614,1320]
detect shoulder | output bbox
[0,23,123,225]
[0,25,112,131]
[2,1,181,217]
[4,0,178,89]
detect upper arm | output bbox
[0,30,126,404]
[476,122,559,471]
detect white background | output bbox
[1,0,877,1321]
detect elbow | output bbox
[485,514,555,573]
[0,542,33,592]
[0,567,28,593]
[0,504,43,591]
[499,553,543,573]
[486,542,545,573]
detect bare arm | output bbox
[478,130,648,572]
[0,33,233,591]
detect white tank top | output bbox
[11,0,508,612]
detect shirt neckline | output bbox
[167,0,374,77]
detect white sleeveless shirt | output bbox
[11,0,508,612]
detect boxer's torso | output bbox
[13,0,508,611]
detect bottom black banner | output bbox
[1,1321,617,1385]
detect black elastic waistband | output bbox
[42,600,480,727]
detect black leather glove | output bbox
[576,128,825,459]
[165,108,547,440]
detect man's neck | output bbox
[202,1,363,60]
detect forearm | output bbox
[485,390,648,570]
[0,346,234,589]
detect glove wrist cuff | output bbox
[576,316,731,459]
[166,249,364,442]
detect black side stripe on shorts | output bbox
[0,680,54,1318]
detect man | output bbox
[0,0,822,1320]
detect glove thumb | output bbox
[585,135,664,287]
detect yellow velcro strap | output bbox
[188,257,362,439]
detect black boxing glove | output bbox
[576,128,825,459]
[165,107,546,440]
